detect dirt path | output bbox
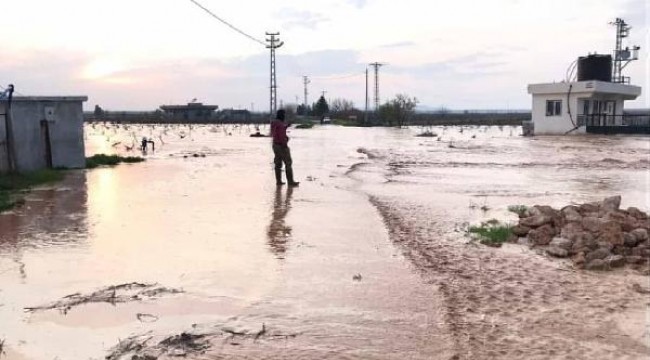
[369,196,649,360]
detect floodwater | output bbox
[0,124,648,359]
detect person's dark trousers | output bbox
[273,143,295,184]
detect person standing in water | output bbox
[270,110,299,187]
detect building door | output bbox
[40,120,53,169]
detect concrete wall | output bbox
[0,97,87,173]
[530,92,586,135]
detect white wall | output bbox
[531,93,585,135]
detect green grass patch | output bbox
[295,123,314,129]
[468,220,513,247]
[507,205,528,217]
[0,169,65,213]
[86,154,144,169]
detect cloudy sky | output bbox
[0,0,646,111]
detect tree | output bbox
[93,105,105,117]
[378,94,418,127]
[330,98,355,114]
[313,95,329,117]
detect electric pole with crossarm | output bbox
[266,32,284,120]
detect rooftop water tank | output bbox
[577,54,612,82]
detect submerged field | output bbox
[0,123,648,359]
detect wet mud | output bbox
[0,124,648,359]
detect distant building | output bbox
[1,96,87,172]
[160,102,218,121]
[218,109,251,123]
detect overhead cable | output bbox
[188,0,266,47]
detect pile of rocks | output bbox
[511,196,649,271]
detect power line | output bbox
[188,0,266,47]
[311,72,365,80]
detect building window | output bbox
[546,100,562,116]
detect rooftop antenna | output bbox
[611,18,640,84]
[266,32,284,120]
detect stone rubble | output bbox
[512,196,650,272]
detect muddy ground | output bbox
[0,124,648,359]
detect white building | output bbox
[527,80,641,135]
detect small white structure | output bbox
[527,80,641,135]
[526,18,644,135]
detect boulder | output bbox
[602,195,622,212]
[546,246,569,258]
[585,248,611,263]
[520,215,552,228]
[604,210,628,222]
[627,207,648,220]
[612,245,631,256]
[561,222,584,241]
[607,255,626,268]
[572,252,586,268]
[512,225,531,237]
[528,224,556,246]
[597,221,624,246]
[631,228,649,243]
[624,256,645,265]
[623,232,638,247]
[549,237,572,250]
[597,241,614,251]
[621,216,640,232]
[585,259,609,271]
[530,205,559,217]
[578,202,600,215]
[571,236,598,255]
[582,217,603,233]
[562,206,583,223]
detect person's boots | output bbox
[275,168,285,186]
[286,167,299,187]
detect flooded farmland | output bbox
[0,123,648,359]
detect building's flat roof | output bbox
[2,96,88,102]
[528,80,641,99]
[160,103,218,110]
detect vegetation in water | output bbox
[468,220,513,247]
[86,154,145,169]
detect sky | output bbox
[0,0,647,111]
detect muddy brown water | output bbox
[0,124,648,359]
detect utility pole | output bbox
[364,68,369,125]
[266,32,284,120]
[369,62,385,111]
[302,76,310,108]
